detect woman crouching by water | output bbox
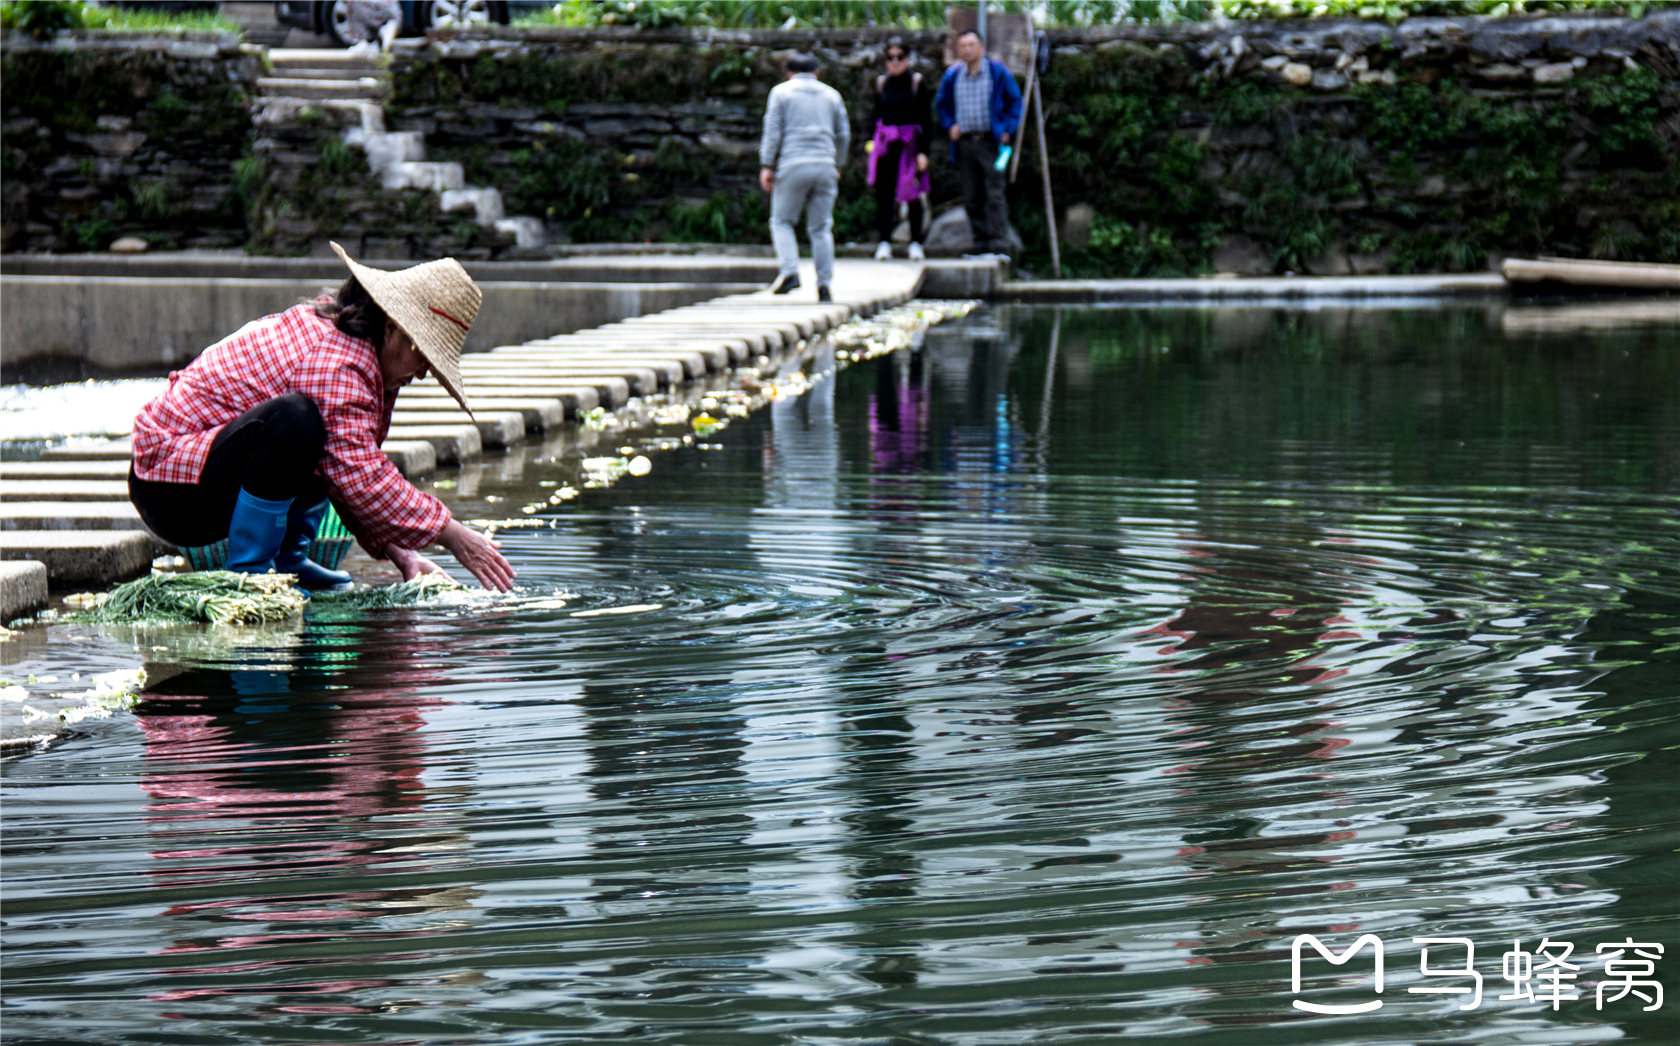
[127,244,515,592]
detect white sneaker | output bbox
[873,241,893,261]
[908,242,925,261]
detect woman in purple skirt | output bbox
[868,38,937,261]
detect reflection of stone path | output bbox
[0,259,928,611]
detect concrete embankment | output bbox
[0,276,759,380]
[998,272,1510,303]
[0,252,1008,381]
[0,251,781,285]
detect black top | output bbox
[871,70,937,155]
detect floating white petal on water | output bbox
[571,603,663,617]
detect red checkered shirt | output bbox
[131,302,451,557]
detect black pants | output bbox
[873,141,925,244]
[955,133,1011,255]
[129,393,328,547]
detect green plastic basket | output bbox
[181,504,354,573]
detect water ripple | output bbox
[4,305,1677,1045]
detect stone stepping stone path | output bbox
[0,261,925,613]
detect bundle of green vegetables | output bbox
[74,571,468,626]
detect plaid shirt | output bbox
[954,60,992,135]
[131,302,451,557]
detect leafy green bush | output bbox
[0,0,240,34]
[665,192,770,244]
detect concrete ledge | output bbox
[1,502,146,530]
[40,441,133,461]
[0,531,154,589]
[3,480,131,502]
[0,561,48,621]
[382,439,438,479]
[917,258,1008,299]
[2,251,779,285]
[380,424,482,465]
[3,460,130,481]
[996,272,1509,303]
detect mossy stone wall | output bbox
[392,14,1679,274]
[1,31,259,253]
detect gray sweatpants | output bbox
[769,164,837,288]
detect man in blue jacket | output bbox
[935,29,1024,259]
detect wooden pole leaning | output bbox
[1009,13,1037,183]
[1034,77,1060,279]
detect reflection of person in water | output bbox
[134,627,474,998]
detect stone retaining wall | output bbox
[1035,12,1680,275]
[0,31,259,254]
[394,13,1678,273]
[4,14,1676,275]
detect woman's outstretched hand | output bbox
[387,544,443,581]
[438,519,515,592]
[386,521,515,592]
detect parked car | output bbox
[274,1,546,47]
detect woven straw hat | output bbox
[331,242,482,414]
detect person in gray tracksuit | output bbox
[759,53,850,300]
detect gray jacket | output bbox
[759,74,850,174]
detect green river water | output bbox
[2,302,1677,1045]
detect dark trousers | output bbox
[129,393,328,547]
[955,133,1011,255]
[873,142,925,244]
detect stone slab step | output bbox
[495,343,717,376]
[264,67,381,81]
[0,502,146,530]
[390,410,525,448]
[258,77,384,100]
[611,317,800,347]
[383,439,437,479]
[660,304,835,330]
[392,397,565,430]
[3,460,130,481]
[675,310,832,337]
[0,560,48,622]
[381,424,482,465]
[2,480,131,502]
[40,441,133,462]
[461,360,673,393]
[409,379,628,409]
[0,531,154,589]
[528,330,769,358]
[268,48,379,68]
[404,384,601,413]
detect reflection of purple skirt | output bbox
[867,122,930,205]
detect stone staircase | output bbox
[259,49,543,251]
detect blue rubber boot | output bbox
[224,489,293,575]
[274,498,352,590]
